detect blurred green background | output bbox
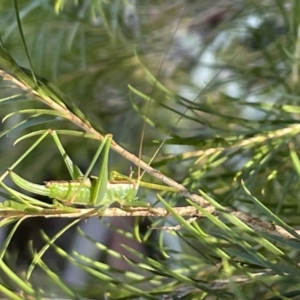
[1,0,300,299]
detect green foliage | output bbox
[1,1,300,299]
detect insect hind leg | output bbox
[49,130,83,180]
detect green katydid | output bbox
[9,130,177,208]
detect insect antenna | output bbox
[137,17,241,187]
[137,5,187,183]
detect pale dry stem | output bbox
[0,205,297,240]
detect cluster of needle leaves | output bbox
[1,1,300,299]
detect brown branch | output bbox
[0,205,298,240]
[0,206,199,218]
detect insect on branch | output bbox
[0,63,211,209]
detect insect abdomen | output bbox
[45,180,93,205]
[46,180,138,206]
[105,181,138,205]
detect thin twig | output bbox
[0,206,199,218]
[0,205,298,239]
